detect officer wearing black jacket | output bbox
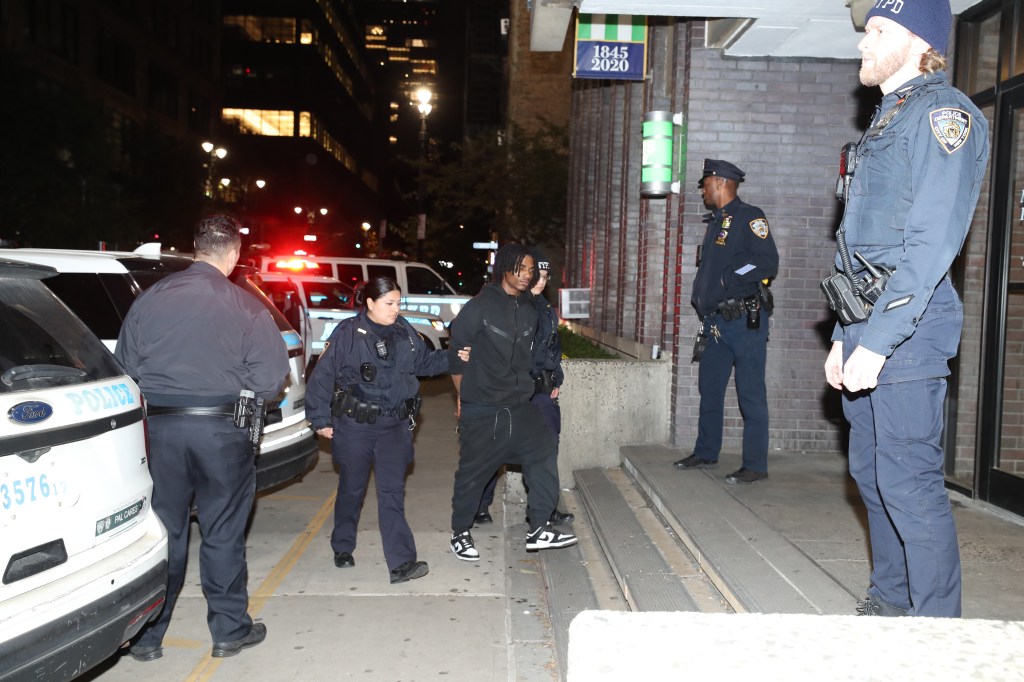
[305,276,449,584]
[447,244,577,562]
[674,159,779,484]
[117,214,288,660]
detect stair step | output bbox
[575,468,701,612]
[622,444,854,614]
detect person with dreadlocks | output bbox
[446,243,577,562]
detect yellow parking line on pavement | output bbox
[185,491,337,682]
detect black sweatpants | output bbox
[451,402,558,533]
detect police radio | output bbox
[835,142,858,203]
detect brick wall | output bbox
[566,20,872,455]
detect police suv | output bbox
[254,271,449,376]
[0,246,319,491]
[0,258,168,680]
[256,255,471,326]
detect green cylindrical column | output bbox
[641,111,674,198]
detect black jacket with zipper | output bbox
[448,282,537,407]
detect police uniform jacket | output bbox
[305,309,448,430]
[833,72,989,358]
[448,282,538,406]
[691,196,779,317]
[530,293,563,387]
[115,261,288,406]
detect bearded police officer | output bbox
[674,159,779,484]
[822,0,989,618]
[117,214,289,660]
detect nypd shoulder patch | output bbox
[929,108,971,154]
[749,218,769,239]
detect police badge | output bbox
[749,218,769,239]
[929,108,971,154]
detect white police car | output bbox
[254,271,449,375]
[0,257,168,680]
[0,246,319,491]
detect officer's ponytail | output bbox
[355,276,401,307]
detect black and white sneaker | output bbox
[450,530,480,561]
[525,522,578,551]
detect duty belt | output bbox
[147,403,236,418]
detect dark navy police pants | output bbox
[330,415,417,572]
[136,414,256,647]
[840,280,963,617]
[693,312,770,472]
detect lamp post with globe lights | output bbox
[201,141,227,199]
[415,88,432,261]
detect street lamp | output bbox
[201,141,227,199]
[294,206,328,243]
[360,221,379,253]
[415,88,432,261]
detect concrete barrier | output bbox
[568,610,1024,681]
[557,357,671,485]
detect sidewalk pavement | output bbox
[84,376,560,681]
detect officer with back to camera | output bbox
[304,276,451,584]
[822,0,989,618]
[674,159,779,484]
[116,214,289,661]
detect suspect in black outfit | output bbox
[116,214,289,660]
[475,248,574,527]
[304,276,450,584]
[447,243,577,562]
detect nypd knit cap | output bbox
[864,0,952,55]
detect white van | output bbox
[0,258,168,679]
[0,247,319,492]
[255,271,448,375]
[255,255,471,326]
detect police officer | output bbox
[674,159,779,484]
[823,0,989,618]
[305,276,449,584]
[116,214,288,660]
[474,249,574,527]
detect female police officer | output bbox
[305,276,449,583]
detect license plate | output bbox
[95,498,146,537]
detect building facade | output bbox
[548,1,1024,515]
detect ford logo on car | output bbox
[8,401,54,425]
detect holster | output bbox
[249,397,266,450]
[692,333,708,363]
[532,370,556,397]
[820,268,870,325]
[404,395,422,420]
[717,298,744,321]
[331,387,358,418]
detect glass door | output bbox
[979,84,1024,513]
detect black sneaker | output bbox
[474,510,493,525]
[333,551,354,568]
[525,522,578,551]
[673,454,718,470]
[390,560,429,584]
[549,509,575,525]
[211,622,267,658]
[450,530,480,561]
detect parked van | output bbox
[255,271,448,375]
[255,255,471,326]
[0,258,168,680]
[0,247,319,492]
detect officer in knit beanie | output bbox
[864,0,952,55]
